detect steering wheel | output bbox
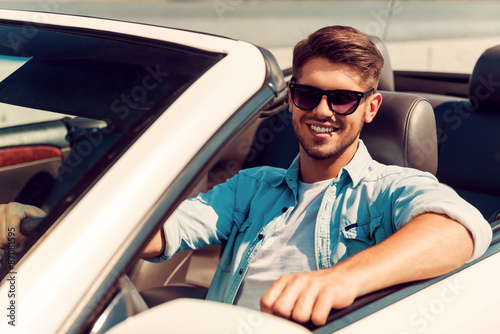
[20,216,45,237]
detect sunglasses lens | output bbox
[292,86,321,110]
[291,83,367,115]
[329,91,359,114]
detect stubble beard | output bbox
[293,118,363,161]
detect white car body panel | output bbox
[0,10,267,334]
[0,9,235,54]
[106,299,312,334]
[336,252,500,334]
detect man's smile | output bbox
[309,124,337,134]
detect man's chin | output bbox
[301,147,339,160]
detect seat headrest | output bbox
[469,44,500,109]
[370,36,395,92]
[360,91,438,175]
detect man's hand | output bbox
[260,213,474,326]
[0,202,46,249]
[260,267,357,326]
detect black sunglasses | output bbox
[289,82,374,115]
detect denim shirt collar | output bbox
[273,140,373,190]
[342,140,373,187]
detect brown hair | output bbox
[292,26,384,89]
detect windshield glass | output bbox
[3,0,495,74]
[0,21,224,279]
[0,25,221,124]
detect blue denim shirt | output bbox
[153,141,492,304]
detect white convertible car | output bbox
[0,8,498,334]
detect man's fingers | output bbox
[0,204,8,247]
[24,205,46,218]
[310,286,337,325]
[6,202,45,221]
[291,281,321,323]
[260,276,288,314]
[0,203,46,249]
[262,274,321,321]
[311,284,356,326]
[261,269,358,326]
[268,275,308,318]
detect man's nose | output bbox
[313,95,334,119]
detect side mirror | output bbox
[106,298,312,334]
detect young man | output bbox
[2,26,492,326]
[143,25,492,325]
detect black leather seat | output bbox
[433,45,500,219]
[244,90,438,175]
[361,91,437,174]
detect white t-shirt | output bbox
[233,178,333,309]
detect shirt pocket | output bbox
[341,213,385,257]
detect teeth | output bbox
[310,124,334,133]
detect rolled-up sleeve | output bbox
[390,172,492,262]
[148,173,240,263]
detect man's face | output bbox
[290,57,380,162]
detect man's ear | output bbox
[287,89,293,113]
[364,92,382,124]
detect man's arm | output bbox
[260,213,474,326]
[141,228,166,259]
[0,202,46,249]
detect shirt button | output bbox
[282,207,288,213]
[239,269,243,274]
[258,234,264,240]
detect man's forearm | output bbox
[343,212,474,296]
[261,212,474,325]
[141,228,166,259]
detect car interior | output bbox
[126,83,443,329]
[121,36,500,321]
[432,45,500,221]
[0,27,498,332]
